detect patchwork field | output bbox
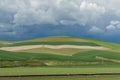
[0,36,120,67]
[0,36,120,80]
[0,67,120,76]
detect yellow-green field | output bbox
[25,36,89,42]
[0,67,120,76]
[0,67,120,80]
[18,48,88,56]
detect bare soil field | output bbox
[0,45,110,51]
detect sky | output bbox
[0,0,120,43]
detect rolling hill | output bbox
[0,36,120,67]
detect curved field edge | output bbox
[88,40,120,51]
[0,50,120,67]
[64,36,120,51]
[18,48,88,56]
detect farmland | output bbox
[0,36,120,67]
[0,50,120,67]
[7,42,101,46]
[0,36,120,80]
[0,67,120,80]
[0,67,120,76]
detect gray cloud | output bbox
[0,0,106,26]
[0,0,120,41]
[89,26,103,33]
[106,20,120,32]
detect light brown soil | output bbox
[0,45,110,51]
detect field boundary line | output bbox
[0,73,120,78]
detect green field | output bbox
[0,67,120,76]
[0,67,120,80]
[0,36,120,80]
[0,50,120,67]
[0,50,120,62]
[7,42,100,46]
[1,76,120,80]
[24,36,89,42]
[0,36,120,67]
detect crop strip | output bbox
[0,73,120,78]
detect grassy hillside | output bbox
[24,36,89,42]
[0,36,120,67]
[0,50,120,67]
[0,50,120,62]
[87,39,120,51]
[5,36,98,46]
[7,42,100,46]
[9,36,120,55]
[5,36,120,51]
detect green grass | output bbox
[7,42,100,46]
[0,50,68,61]
[0,36,120,80]
[0,36,120,67]
[72,50,120,61]
[2,36,120,51]
[0,67,120,76]
[87,39,120,51]
[0,50,120,61]
[2,36,120,52]
[25,36,89,42]
[0,50,120,67]
[0,50,120,62]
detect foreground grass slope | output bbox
[0,67,120,76]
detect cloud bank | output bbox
[0,0,120,42]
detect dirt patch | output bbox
[0,45,110,51]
